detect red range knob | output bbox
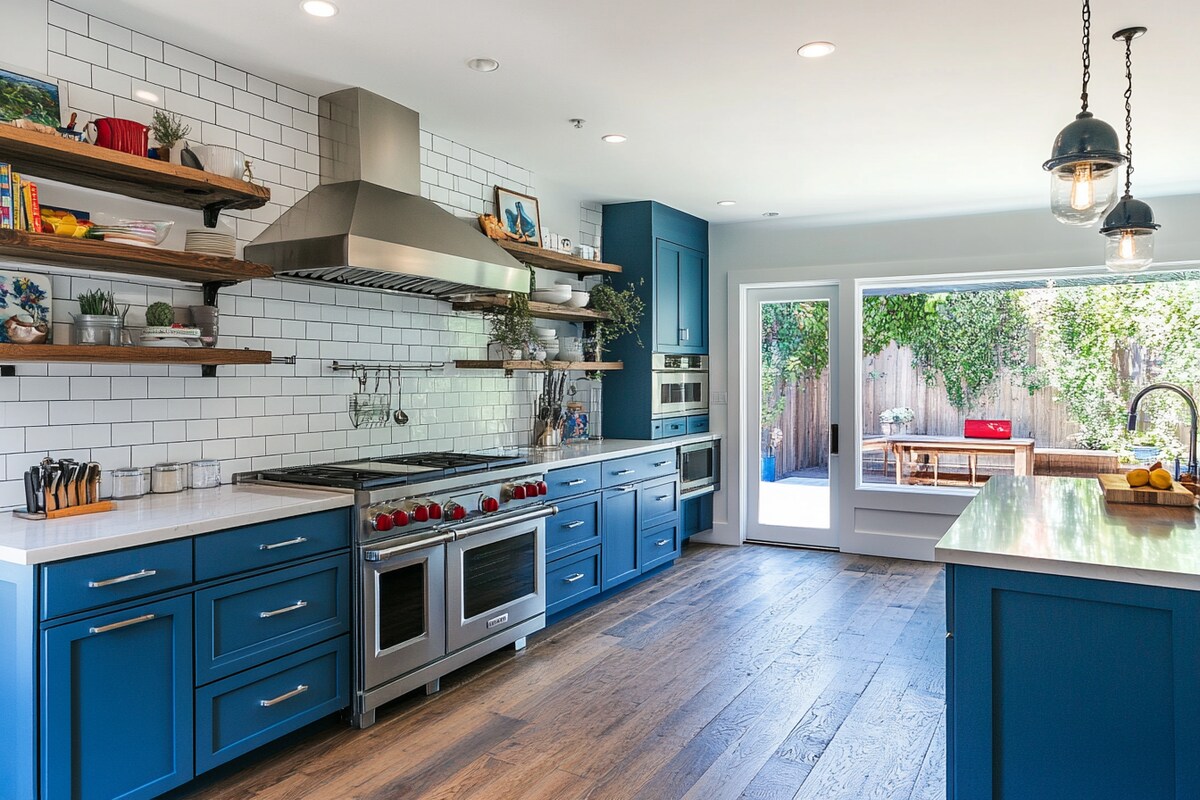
[536,481,548,496]
[512,484,527,500]
[372,512,394,532]
[412,505,429,522]
[391,510,410,527]
[481,496,500,513]
[427,502,442,520]
[450,504,467,521]
[524,482,539,496]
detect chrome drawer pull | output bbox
[655,539,670,547]
[564,520,586,529]
[260,600,308,618]
[655,495,671,501]
[654,461,672,467]
[260,536,308,551]
[565,478,587,486]
[615,469,635,476]
[614,486,635,493]
[90,613,156,635]
[564,573,586,583]
[260,684,309,707]
[88,568,157,588]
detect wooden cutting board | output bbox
[1097,473,1196,506]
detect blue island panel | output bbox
[0,561,37,800]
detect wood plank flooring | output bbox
[181,543,946,800]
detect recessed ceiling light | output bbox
[797,41,836,58]
[601,134,627,144]
[467,57,500,73]
[301,0,338,18]
[717,200,737,207]
[763,212,780,217]
[134,89,160,103]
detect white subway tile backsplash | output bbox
[49,3,88,34]
[131,31,162,60]
[66,30,107,65]
[146,59,180,90]
[163,43,215,79]
[48,52,91,86]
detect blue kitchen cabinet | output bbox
[681,493,713,540]
[601,200,709,439]
[42,594,194,800]
[947,564,1200,799]
[601,485,640,590]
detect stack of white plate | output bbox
[184,228,236,257]
[534,327,558,360]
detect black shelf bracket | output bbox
[202,280,236,308]
[202,200,238,228]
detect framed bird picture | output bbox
[494,186,542,246]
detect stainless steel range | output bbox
[240,452,556,728]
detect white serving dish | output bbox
[530,287,572,304]
[566,290,590,308]
[192,145,245,180]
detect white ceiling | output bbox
[68,0,1200,225]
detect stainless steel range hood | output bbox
[245,88,529,297]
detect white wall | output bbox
[6,0,48,74]
[706,194,1200,558]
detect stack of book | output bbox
[0,163,42,233]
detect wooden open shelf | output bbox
[0,124,270,218]
[450,294,611,323]
[497,240,622,277]
[0,343,271,367]
[0,229,273,284]
[456,359,623,374]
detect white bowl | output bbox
[530,286,572,304]
[533,326,556,339]
[565,290,590,309]
[192,144,245,180]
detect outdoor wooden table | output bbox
[886,435,1036,486]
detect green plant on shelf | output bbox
[587,279,645,351]
[76,289,117,316]
[145,301,174,327]
[150,110,190,149]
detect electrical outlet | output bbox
[711,391,728,405]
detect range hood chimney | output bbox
[244,88,529,297]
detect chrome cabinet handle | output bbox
[565,478,587,486]
[613,486,635,493]
[655,539,670,547]
[260,600,308,618]
[260,684,309,707]
[88,568,157,588]
[615,469,635,476]
[260,536,308,551]
[563,520,586,529]
[655,495,671,501]
[654,460,672,467]
[90,613,156,635]
[564,573,585,583]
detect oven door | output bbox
[680,440,719,495]
[360,535,448,691]
[652,371,709,417]
[445,507,552,653]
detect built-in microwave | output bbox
[679,439,719,496]
[652,354,708,418]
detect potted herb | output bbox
[73,290,121,346]
[586,280,645,360]
[483,291,533,360]
[149,110,190,163]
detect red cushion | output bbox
[964,419,1012,439]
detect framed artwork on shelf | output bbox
[494,186,541,245]
[0,271,52,344]
[0,63,61,128]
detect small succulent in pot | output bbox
[76,289,118,316]
[145,301,174,328]
[73,290,121,345]
[149,111,190,162]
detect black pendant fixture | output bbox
[1100,27,1159,273]
[1043,0,1126,227]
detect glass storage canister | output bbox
[110,467,146,499]
[151,463,187,493]
[190,459,220,489]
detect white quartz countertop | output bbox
[523,433,720,469]
[935,476,1200,591]
[0,484,354,566]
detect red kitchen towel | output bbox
[964,419,1012,439]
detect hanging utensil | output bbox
[393,370,410,425]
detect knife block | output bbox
[13,500,116,521]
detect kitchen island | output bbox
[936,476,1200,800]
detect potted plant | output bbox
[762,427,783,482]
[585,280,645,360]
[72,289,121,345]
[149,110,190,163]
[483,291,533,360]
[879,406,915,436]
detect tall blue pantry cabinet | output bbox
[601,201,713,538]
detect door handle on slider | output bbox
[260,684,308,707]
[259,600,308,618]
[88,569,157,588]
[89,613,156,635]
[260,536,308,550]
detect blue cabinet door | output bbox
[42,594,193,800]
[948,564,1200,800]
[654,239,682,350]
[601,486,639,590]
[677,246,707,353]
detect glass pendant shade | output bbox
[1044,113,1125,226]
[1100,196,1159,272]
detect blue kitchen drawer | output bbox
[662,417,688,437]
[194,554,350,684]
[547,493,601,561]
[546,547,602,616]
[195,636,349,774]
[686,415,709,434]
[602,449,677,488]
[41,539,193,621]
[651,420,664,439]
[544,462,603,502]
[640,520,681,572]
[194,508,350,581]
[640,475,679,530]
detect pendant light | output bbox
[1043,0,1125,226]
[1100,27,1159,273]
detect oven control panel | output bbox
[361,473,546,540]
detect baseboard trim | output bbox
[840,530,937,561]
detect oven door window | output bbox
[463,532,536,619]
[377,563,427,650]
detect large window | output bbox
[859,270,1200,490]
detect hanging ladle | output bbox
[393,369,410,425]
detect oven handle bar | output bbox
[364,532,454,562]
[446,505,558,539]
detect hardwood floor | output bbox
[182,543,946,800]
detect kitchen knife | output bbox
[43,469,58,513]
[85,462,101,505]
[54,469,68,510]
[67,464,82,507]
[24,467,38,513]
